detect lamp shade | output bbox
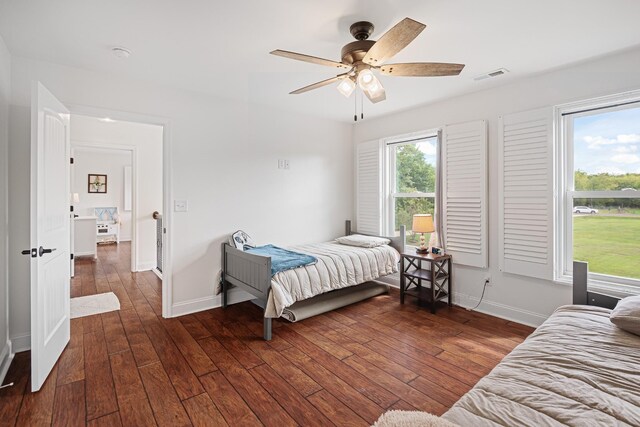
[412,214,435,233]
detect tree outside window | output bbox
[390,138,437,246]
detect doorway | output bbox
[69,114,164,278]
[25,83,173,392]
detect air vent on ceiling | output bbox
[474,68,509,81]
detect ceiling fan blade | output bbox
[290,75,347,94]
[363,18,426,66]
[380,62,465,76]
[271,49,352,70]
[363,87,386,104]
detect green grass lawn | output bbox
[573,216,640,280]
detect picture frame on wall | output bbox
[88,174,108,193]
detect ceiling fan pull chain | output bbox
[361,90,364,120]
[354,89,358,122]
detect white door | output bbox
[30,82,71,392]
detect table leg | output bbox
[400,256,405,304]
[431,264,436,314]
[448,258,452,307]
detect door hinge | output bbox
[71,253,74,260]
[70,205,74,212]
[70,157,74,164]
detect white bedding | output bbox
[264,242,400,318]
[442,305,640,426]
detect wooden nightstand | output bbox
[400,251,452,313]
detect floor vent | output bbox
[474,68,509,81]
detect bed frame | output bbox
[572,261,621,309]
[221,220,405,340]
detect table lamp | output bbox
[412,214,435,254]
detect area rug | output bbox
[70,292,120,319]
[372,411,459,427]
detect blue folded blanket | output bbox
[246,244,317,276]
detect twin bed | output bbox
[442,262,640,426]
[221,220,404,339]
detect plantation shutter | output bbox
[442,120,488,268]
[498,107,554,280]
[356,140,382,235]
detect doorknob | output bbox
[21,248,37,258]
[38,246,57,257]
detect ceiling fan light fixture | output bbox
[357,69,375,89]
[336,78,356,97]
[366,79,384,96]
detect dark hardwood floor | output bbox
[0,242,534,426]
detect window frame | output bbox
[382,129,440,239]
[555,90,640,293]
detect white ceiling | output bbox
[2,0,640,122]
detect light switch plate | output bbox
[174,200,188,212]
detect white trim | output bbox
[74,250,98,257]
[0,340,13,385]
[134,261,156,272]
[568,191,640,199]
[556,88,640,116]
[453,292,548,328]
[10,333,30,352]
[152,268,162,280]
[67,104,174,318]
[170,288,254,317]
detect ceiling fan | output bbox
[271,18,465,105]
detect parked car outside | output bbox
[573,206,598,214]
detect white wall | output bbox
[7,55,353,340]
[72,148,133,240]
[354,46,640,326]
[0,34,11,379]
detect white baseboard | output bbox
[75,251,96,257]
[10,333,30,353]
[170,288,254,317]
[453,292,548,327]
[152,268,162,280]
[135,261,156,272]
[0,340,13,385]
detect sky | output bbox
[416,138,437,166]
[573,106,640,175]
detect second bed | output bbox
[222,220,404,339]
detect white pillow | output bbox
[335,234,390,248]
[610,295,640,336]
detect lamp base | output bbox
[415,247,429,254]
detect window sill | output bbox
[555,274,640,298]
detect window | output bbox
[560,95,640,289]
[386,134,438,247]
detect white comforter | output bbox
[443,305,640,426]
[264,242,400,318]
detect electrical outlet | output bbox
[484,276,492,286]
